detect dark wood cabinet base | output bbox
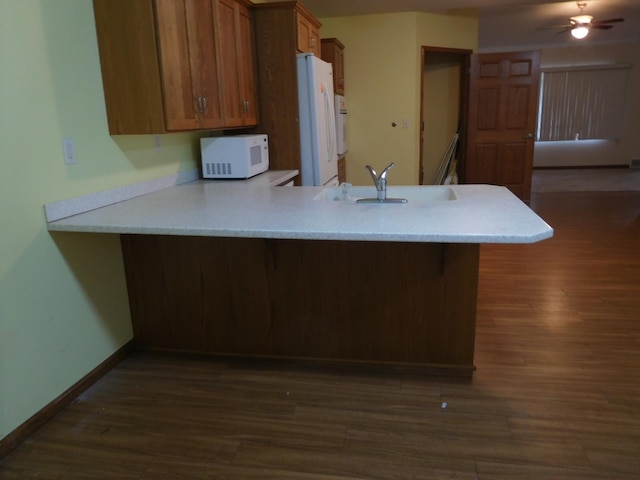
[121,236,479,375]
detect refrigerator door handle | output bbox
[322,83,337,162]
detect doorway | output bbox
[420,47,471,185]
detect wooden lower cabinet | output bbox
[121,235,480,374]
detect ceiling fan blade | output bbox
[556,27,572,34]
[592,24,614,30]
[537,24,572,31]
[592,18,625,25]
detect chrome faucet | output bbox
[365,162,396,201]
[357,162,407,204]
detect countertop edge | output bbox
[47,219,555,244]
[45,180,554,245]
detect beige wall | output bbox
[321,11,478,185]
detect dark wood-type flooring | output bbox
[2,191,639,479]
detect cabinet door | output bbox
[216,0,257,127]
[216,0,243,127]
[334,45,345,94]
[237,2,257,125]
[184,0,224,129]
[296,14,319,56]
[155,0,224,131]
[321,38,345,95]
[154,0,200,130]
[309,26,321,57]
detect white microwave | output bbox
[200,134,269,179]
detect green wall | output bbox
[0,0,200,440]
[320,11,478,186]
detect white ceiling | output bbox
[301,0,640,50]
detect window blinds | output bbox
[537,64,630,142]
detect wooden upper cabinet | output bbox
[93,0,256,134]
[296,6,321,56]
[156,0,224,131]
[216,0,257,127]
[321,38,345,95]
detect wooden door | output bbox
[465,51,540,202]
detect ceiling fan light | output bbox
[571,14,593,24]
[571,26,590,39]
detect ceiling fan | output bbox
[542,2,625,39]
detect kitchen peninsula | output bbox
[47,173,552,375]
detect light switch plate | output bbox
[62,137,77,165]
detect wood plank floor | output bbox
[2,191,639,479]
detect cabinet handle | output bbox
[244,100,249,113]
[195,96,206,113]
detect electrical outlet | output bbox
[62,137,77,165]
[403,119,409,129]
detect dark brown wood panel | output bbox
[500,142,528,186]
[505,85,530,129]
[469,143,498,184]
[477,87,499,130]
[251,3,304,176]
[121,236,479,369]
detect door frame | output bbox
[419,46,472,185]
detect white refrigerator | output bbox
[297,53,339,187]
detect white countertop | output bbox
[46,171,553,244]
